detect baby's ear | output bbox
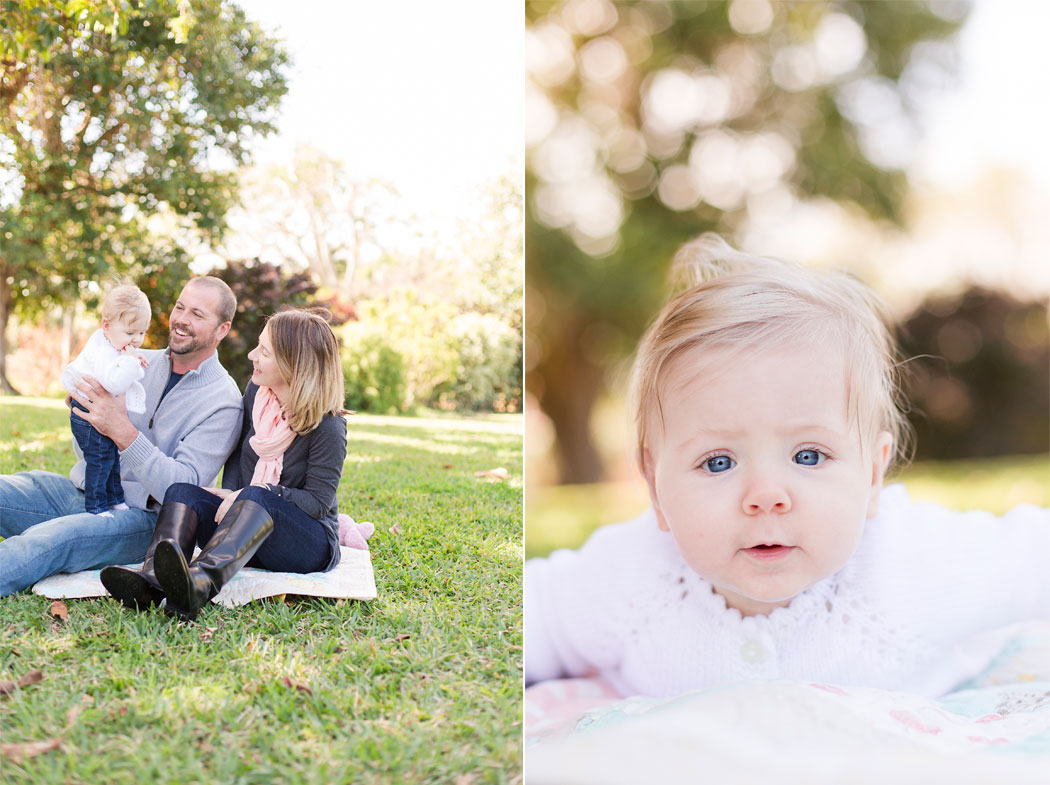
[866,431,893,518]
[638,447,670,532]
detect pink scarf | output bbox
[249,386,296,486]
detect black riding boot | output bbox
[154,498,274,621]
[100,501,199,610]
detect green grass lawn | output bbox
[525,453,1050,558]
[0,398,523,784]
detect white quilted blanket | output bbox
[32,545,376,606]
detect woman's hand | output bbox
[203,487,234,499]
[215,489,243,523]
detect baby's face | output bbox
[104,318,148,352]
[641,339,891,617]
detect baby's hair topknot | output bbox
[668,234,778,290]
[101,284,151,329]
[630,234,914,470]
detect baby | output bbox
[61,284,151,517]
[524,236,1049,699]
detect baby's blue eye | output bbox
[794,449,823,466]
[704,455,735,473]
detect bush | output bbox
[342,329,406,414]
[340,294,457,412]
[435,312,522,410]
[340,293,521,413]
[899,287,1049,460]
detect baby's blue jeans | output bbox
[70,400,124,514]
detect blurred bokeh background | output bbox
[524,0,1049,556]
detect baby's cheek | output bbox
[670,525,721,575]
[822,514,866,567]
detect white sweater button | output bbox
[740,639,767,664]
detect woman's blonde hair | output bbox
[102,284,151,329]
[266,308,347,434]
[630,235,913,469]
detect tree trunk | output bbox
[340,221,359,301]
[537,312,606,484]
[61,304,75,369]
[305,205,338,290]
[0,271,21,395]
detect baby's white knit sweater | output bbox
[524,485,1050,698]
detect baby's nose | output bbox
[742,480,791,515]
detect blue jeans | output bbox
[70,400,124,514]
[0,470,157,596]
[164,483,331,573]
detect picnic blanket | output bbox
[525,621,1050,784]
[32,545,377,605]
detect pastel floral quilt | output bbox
[525,622,1050,784]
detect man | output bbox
[0,276,244,596]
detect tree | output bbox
[222,145,402,303]
[0,0,289,393]
[525,0,969,482]
[212,259,320,389]
[453,172,524,331]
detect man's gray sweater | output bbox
[69,348,243,510]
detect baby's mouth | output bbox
[743,544,796,560]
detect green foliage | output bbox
[341,294,458,414]
[341,294,523,414]
[342,331,407,415]
[0,0,289,386]
[435,312,522,412]
[0,398,523,783]
[525,0,970,482]
[213,259,320,390]
[0,1,171,61]
[132,254,194,351]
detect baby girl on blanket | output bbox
[524,237,1049,700]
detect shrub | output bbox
[339,293,521,413]
[899,287,1049,460]
[342,329,406,414]
[340,294,458,412]
[435,312,522,411]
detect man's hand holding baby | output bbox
[71,375,139,450]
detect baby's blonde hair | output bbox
[102,284,151,329]
[630,235,912,469]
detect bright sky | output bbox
[915,0,1050,191]
[234,0,1048,201]
[235,0,523,223]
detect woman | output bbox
[101,308,348,620]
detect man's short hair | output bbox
[186,276,237,324]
